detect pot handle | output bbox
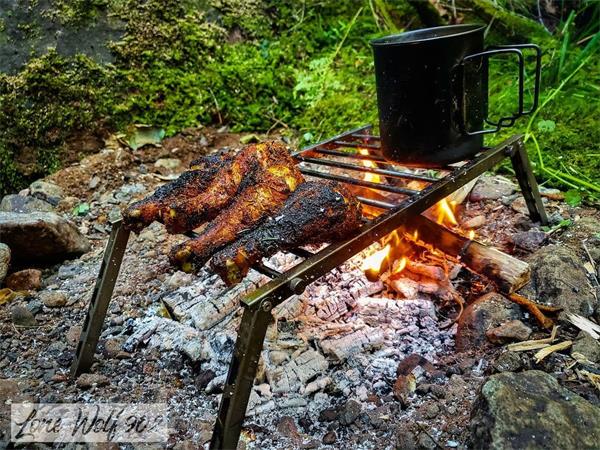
[462,44,541,136]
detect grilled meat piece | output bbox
[123,154,229,233]
[163,141,298,234]
[169,163,304,272]
[210,181,363,286]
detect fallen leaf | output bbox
[0,288,17,306]
[123,125,165,151]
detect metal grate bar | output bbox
[356,196,396,210]
[350,133,381,140]
[253,262,282,279]
[300,168,418,196]
[310,148,387,162]
[296,156,438,183]
[288,248,315,259]
[333,140,380,150]
[294,124,373,156]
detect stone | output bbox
[523,244,597,317]
[511,196,530,215]
[319,408,338,422]
[420,402,440,419]
[492,351,524,372]
[29,180,64,206]
[470,370,600,449]
[394,424,418,450]
[456,292,522,350]
[338,399,362,426]
[470,175,516,202]
[0,212,90,264]
[0,194,54,213]
[393,374,416,406]
[88,176,101,189]
[76,373,110,389]
[486,320,532,344]
[511,230,547,251]
[462,215,486,229]
[66,325,82,345]
[572,332,600,363]
[322,431,337,445]
[5,269,42,291]
[39,290,68,308]
[276,416,300,442]
[10,305,37,327]
[104,338,125,358]
[0,243,10,284]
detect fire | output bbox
[469,230,475,240]
[361,244,391,280]
[358,148,381,184]
[393,256,408,274]
[435,198,458,226]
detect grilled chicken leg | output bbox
[163,141,299,234]
[169,163,304,272]
[210,181,363,286]
[122,154,229,233]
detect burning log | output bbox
[405,215,530,294]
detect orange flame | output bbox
[358,148,381,184]
[393,256,408,274]
[469,230,475,240]
[361,244,391,274]
[435,198,458,226]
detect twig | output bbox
[508,292,558,329]
[534,340,572,363]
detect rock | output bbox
[5,269,42,291]
[394,424,418,450]
[338,399,362,426]
[104,338,125,358]
[492,351,524,372]
[0,194,54,213]
[523,244,597,317]
[322,431,337,445]
[0,243,10,284]
[66,325,82,345]
[470,370,600,450]
[511,230,547,251]
[76,373,110,389]
[276,416,300,442]
[39,290,68,308]
[393,374,416,406]
[420,402,440,419]
[511,196,530,215]
[0,212,90,264]
[10,304,37,326]
[462,215,486,229]
[486,320,532,344]
[319,408,338,422]
[572,332,600,363]
[88,176,101,189]
[456,292,522,351]
[29,180,64,206]
[470,175,516,202]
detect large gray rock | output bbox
[523,244,597,317]
[470,175,516,202]
[0,212,90,264]
[470,370,600,450]
[456,292,522,351]
[0,243,9,284]
[0,194,54,213]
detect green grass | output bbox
[0,0,598,200]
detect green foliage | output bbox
[0,0,598,200]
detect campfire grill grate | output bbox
[70,126,548,450]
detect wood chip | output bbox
[534,340,572,363]
[507,326,558,352]
[566,313,600,339]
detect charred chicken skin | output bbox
[210,181,363,286]
[169,163,304,272]
[163,141,300,234]
[123,153,231,233]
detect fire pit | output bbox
[70,124,547,449]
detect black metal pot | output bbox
[371,24,540,166]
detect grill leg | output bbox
[70,220,130,377]
[210,300,274,450]
[510,140,548,225]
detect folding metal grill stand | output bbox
[70,130,547,450]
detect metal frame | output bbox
[70,128,547,449]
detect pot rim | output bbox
[370,24,485,47]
